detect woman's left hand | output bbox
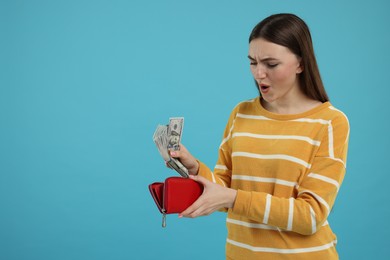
[179,175,237,218]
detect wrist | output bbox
[189,160,200,175]
[227,188,237,208]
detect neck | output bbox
[261,91,322,115]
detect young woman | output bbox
[170,13,349,260]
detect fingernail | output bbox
[170,151,176,156]
[178,214,183,218]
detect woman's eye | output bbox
[250,62,257,66]
[267,63,278,68]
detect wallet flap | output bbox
[164,177,203,214]
[148,182,164,213]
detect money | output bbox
[166,157,189,178]
[167,117,184,151]
[153,124,170,161]
[153,117,188,178]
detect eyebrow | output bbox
[247,55,278,62]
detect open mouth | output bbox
[259,83,270,93]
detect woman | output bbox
[170,13,349,259]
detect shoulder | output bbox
[322,104,350,139]
[314,103,349,126]
[231,97,259,115]
[327,105,349,129]
[222,97,259,126]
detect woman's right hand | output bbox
[169,144,199,175]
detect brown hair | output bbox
[249,13,329,102]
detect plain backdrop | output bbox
[1,0,389,259]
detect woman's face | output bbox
[248,38,303,104]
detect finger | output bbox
[169,150,180,158]
[185,204,215,218]
[189,174,210,186]
[165,161,173,169]
[179,197,203,218]
[171,144,190,158]
[180,144,191,155]
[188,208,211,218]
[179,205,197,218]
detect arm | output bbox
[231,114,350,235]
[169,144,237,217]
[171,109,239,216]
[170,105,238,182]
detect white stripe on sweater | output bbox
[220,118,236,147]
[236,113,272,121]
[263,194,272,224]
[329,106,350,164]
[291,118,330,125]
[215,164,228,170]
[232,152,311,169]
[308,172,340,192]
[208,169,227,187]
[236,113,330,125]
[287,198,294,231]
[226,218,329,232]
[232,132,321,146]
[310,206,317,234]
[298,190,330,214]
[209,168,216,183]
[232,175,297,188]
[227,238,337,253]
[226,218,280,231]
[328,121,334,158]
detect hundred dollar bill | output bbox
[153,118,189,178]
[167,117,184,151]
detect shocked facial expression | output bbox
[248,38,303,104]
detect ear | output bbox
[296,60,303,74]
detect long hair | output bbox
[249,13,329,102]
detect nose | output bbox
[253,65,267,80]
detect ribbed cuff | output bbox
[231,189,252,217]
[196,160,209,177]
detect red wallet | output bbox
[149,176,203,227]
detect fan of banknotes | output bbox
[153,117,189,178]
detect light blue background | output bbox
[1,0,389,259]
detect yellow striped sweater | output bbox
[197,96,349,260]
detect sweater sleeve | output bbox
[197,104,237,182]
[196,106,238,212]
[231,113,350,235]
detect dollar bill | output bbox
[167,117,184,151]
[153,124,170,161]
[166,157,189,178]
[153,118,189,178]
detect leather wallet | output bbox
[149,176,203,227]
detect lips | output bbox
[259,83,270,94]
